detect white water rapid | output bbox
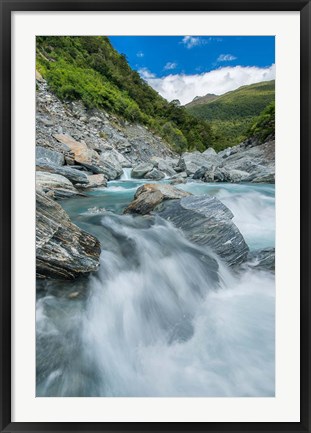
[36,181,275,397]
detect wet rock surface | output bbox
[36,190,101,279]
[155,195,249,266]
[36,172,81,199]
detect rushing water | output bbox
[36,177,275,397]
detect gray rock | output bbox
[203,148,217,156]
[246,248,275,271]
[155,195,249,266]
[193,167,209,180]
[251,172,275,183]
[36,172,80,199]
[213,167,230,182]
[218,148,232,159]
[97,157,123,180]
[36,146,65,166]
[157,159,177,177]
[100,148,130,169]
[222,140,275,183]
[36,162,89,184]
[178,151,221,176]
[144,168,165,180]
[131,163,154,178]
[226,169,250,183]
[36,190,100,279]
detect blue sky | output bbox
[109,36,275,105]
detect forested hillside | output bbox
[186,80,275,149]
[36,36,214,153]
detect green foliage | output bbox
[248,101,275,142]
[161,122,188,152]
[36,36,214,152]
[186,80,275,149]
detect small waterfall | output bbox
[120,167,132,180]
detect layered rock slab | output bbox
[36,190,100,279]
[155,195,249,266]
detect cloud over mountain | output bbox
[140,64,275,105]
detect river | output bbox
[36,173,275,397]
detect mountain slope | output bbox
[186,80,275,149]
[36,36,214,153]
[186,93,218,107]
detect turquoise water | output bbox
[37,179,275,397]
[62,179,275,251]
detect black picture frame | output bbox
[1,0,310,431]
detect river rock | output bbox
[251,172,275,183]
[124,183,190,215]
[36,190,100,279]
[83,174,107,188]
[36,172,80,199]
[246,247,275,271]
[100,148,130,170]
[155,195,249,266]
[131,163,154,178]
[36,162,89,184]
[170,177,187,185]
[157,159,177,177]
[178,151,221,176]
[226,169,250,183]
[144,168,165,180]
[36,146,65,166]
[171,171,187,179]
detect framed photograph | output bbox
[1,0,310,432]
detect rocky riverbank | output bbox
[36,73,275,280]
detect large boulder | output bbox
[97,157,123,180]
[124,183,190,215]
[36,162,89,185]
[131,163,154,178]
[144,168,165,180]
[54,133,122,179]
[83,174,107,189]
[178,151,221,176]
[155,195,249,266]
[100,148,130,168]
[36,172,80,199]
[157,159,177,177]
[36,190,100,279]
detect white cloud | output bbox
[164,62,177,70]
[136,51,144,58]
[181,36,222,49]
[217,54,237,62]
[181,36,205,49]
[138,67,156,79]
[141,64,275,105]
